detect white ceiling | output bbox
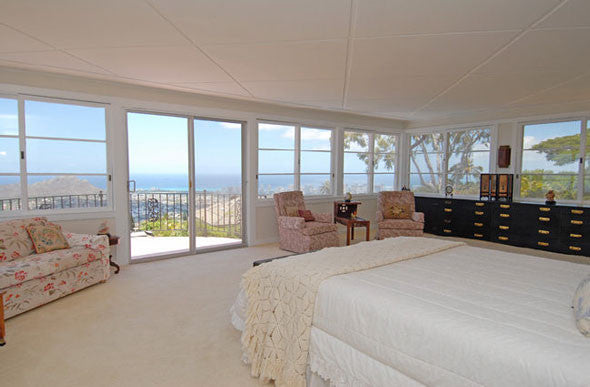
[0,0,589,125]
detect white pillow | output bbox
[573,274,590,337]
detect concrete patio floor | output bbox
[130,235,241,259]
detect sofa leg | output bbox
[0,292,5,346]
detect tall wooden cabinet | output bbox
[415,196,589,257]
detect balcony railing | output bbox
[1,190,242,240]
[129,190,241,239]
[0,192,107,212]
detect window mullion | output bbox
[368,133,375,194]
[18,97,27,212]
[295,125,301,191]
[579,118,587,203]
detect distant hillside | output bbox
[0,176,102,198]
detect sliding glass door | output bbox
[127,113,190,259]
[127,112,244,261]
[194,119,243,249]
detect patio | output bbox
[130,233,241,259]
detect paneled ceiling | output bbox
[0,0,589,125]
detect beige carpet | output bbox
[0,236,587,387]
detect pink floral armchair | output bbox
[273,191,339,253]
[376,191,424,239]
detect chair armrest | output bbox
[411,212,424,223]
[376,211,384,222]
[277,216,305,230]
[64,233,110,256]
[311,212,332,223]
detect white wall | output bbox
[0,66,405,265]
[2,66,587,265]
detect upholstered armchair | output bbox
[376,191,424,239]
[273,191,339,253]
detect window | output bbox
[520,120,587,201]
[257,122,332,198]
[0,97,109,213]
[343,130,398,194]
[409,133,445,193]
[409,127,491,195]
[446,127,491,195]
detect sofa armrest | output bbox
[376,211,384,222]
[65,233,110,256]
[411,212,424,223]
[311,212,332,223]
[277,216,305,230]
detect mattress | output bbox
[311,245,590,387]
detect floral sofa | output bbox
[0,217,110,319]
[273,191,339,253]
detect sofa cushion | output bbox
[384,203,412,219]
[0,246,101,289]
[27,223,70,254]
[301,222,337,236]
[378,219,424,230]
[0,217,48,262]
[298,209,315,222]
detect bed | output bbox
[232,241,590,387]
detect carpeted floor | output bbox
[0,236,587,387]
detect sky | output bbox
[127,112,242,176]
[1,98,107,176]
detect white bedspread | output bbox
[311,245,590,387]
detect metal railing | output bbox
[0,192,107,211]
[129,190,241,239]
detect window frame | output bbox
[343,129,400,195]
[516,117,588,204]
[257,120,334,199]
[0,94,113,217]
[407,125,495,197]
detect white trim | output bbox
[516,117,588,205]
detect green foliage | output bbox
[139,214,241,238]
[530,131,586,166]
[520,170,577,200]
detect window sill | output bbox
[0,208,116,221]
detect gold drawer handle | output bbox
[539,207,550,212]
[570,233,582,238]
[474,233,483,238]
[500,204,510,209]
[475,211,484,215]
[475,202,484,207]
[498,236,508,241]
[571,209,584,215]
[500,213,510,218]
[443,229,452,233]
[499,225,509,230]
[474,222,483,227]
[569,246,582,251]
[538,230,549,235]
[571,220,583,225]
[537,241,549,247]
[444,208,452,212]
[539,217,550,222]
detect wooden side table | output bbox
[100,233,120,274]
[335,216,370,246]
[0,292,5,346]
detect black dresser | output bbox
[415,196,590,257]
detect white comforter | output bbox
[232,244,590,386]
[311,245,590,387]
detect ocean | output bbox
[131,173,242,192]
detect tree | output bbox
[530,130,588,167]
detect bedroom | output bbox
[0,0,589,386]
